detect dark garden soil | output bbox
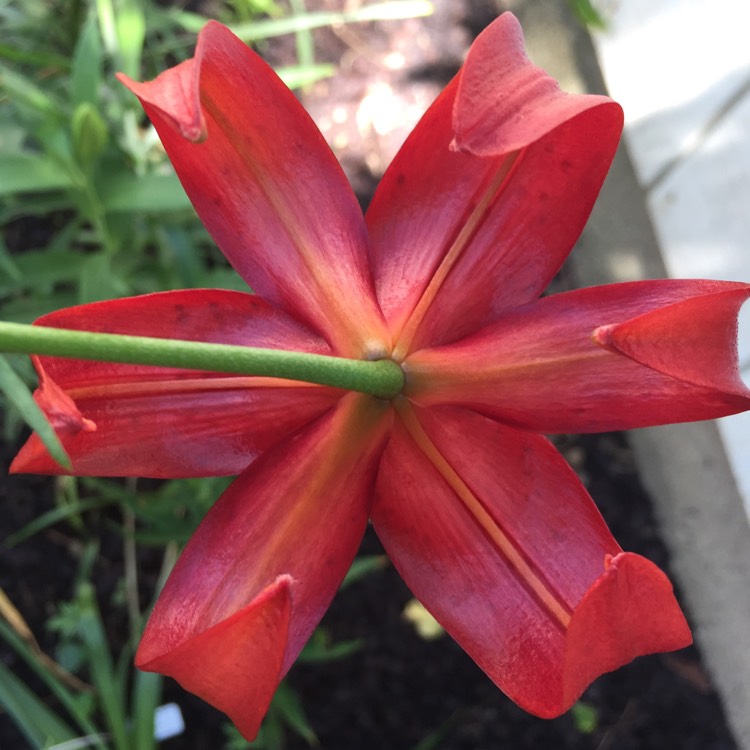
[0,1,740,748]
[0,434,737,750]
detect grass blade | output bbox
[277,63,335,88]
[115,0,146,80]
[5,497,113,547]
[0,660,77,748]
[0,618,105,748]
[0,354,71,469]
[71,12,103,107]
[99,171,192,213]
[289,0,316,74]
[568,0,607,29]
[131,670,163,750]
[76,583,130,750]
[341,554,388,589]
[166,1,433,39]
[0,153,72,196]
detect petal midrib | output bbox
[197,392,392,629]
[395,398,572,629]
[392,150,522,360]
[65,376,324,400]
[204,93,383,357]
[408,348,608,388]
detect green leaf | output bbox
[132,670,163,750]
[277,63,335,89]
[0,42,70,69]
[0,65,64,119]
[198,266,252,292]
[0,292,80,323]
[4,497,112,547]
[0,248,89,293]
[0,239,22,281]
[272,682,317,746]
[72,103,109,168]
[71,12,103,106]
[230,1,434,40]
[224,722,252,750]
[154,224,203,288]
[341,554,388,589]
[76,583,130,750]
[408,717,456,750]
[298,629,364,663]
[96,0,118,56]
[0,659,77,748]
[89,475,226,546]
[568,0,607,30]
[79,253,128,303]
[0,354,71,469]
[168,0,433,38]
[99,171,192,213]
[0,153,72,196]
[250,716,284,749]
[0,193,77,225]
[0,619,103,746]
[571,700,599,734]
[289,0,316,74]
[115,0,146,80]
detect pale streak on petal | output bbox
[392,151,521,359]
[64,376,326,400]
[393,397,572,628]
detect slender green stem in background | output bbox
[0,322,404,400]
[289,0,315,72]
[122,498,140,645]
[77,583,129,750]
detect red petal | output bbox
[366,12,622,355]
[140,575,292,741]
[593,286,750,392]
[565,552,692,708]
[24,288,333,385]
[27,372,97,436]
[11,290,340,477]
[452,13,614,155]
[405,280,750,432]
[118,22,388,357]
[137,393,392,739]
[373,404,690,717]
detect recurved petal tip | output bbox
[117,58,206,142]
[137,575,292,742]
[593,283,750,397]
[453,12,621,156]
[11,372,96,475]
[36,372,97,433]
[561,552,692,711]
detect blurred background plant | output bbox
[1,0,737,746]
[0,0,622,745]
[0,0,431,747]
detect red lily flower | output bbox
[12,13,750,740]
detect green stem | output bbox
[0,322,404,400]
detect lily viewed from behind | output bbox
[11,12,750,740]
